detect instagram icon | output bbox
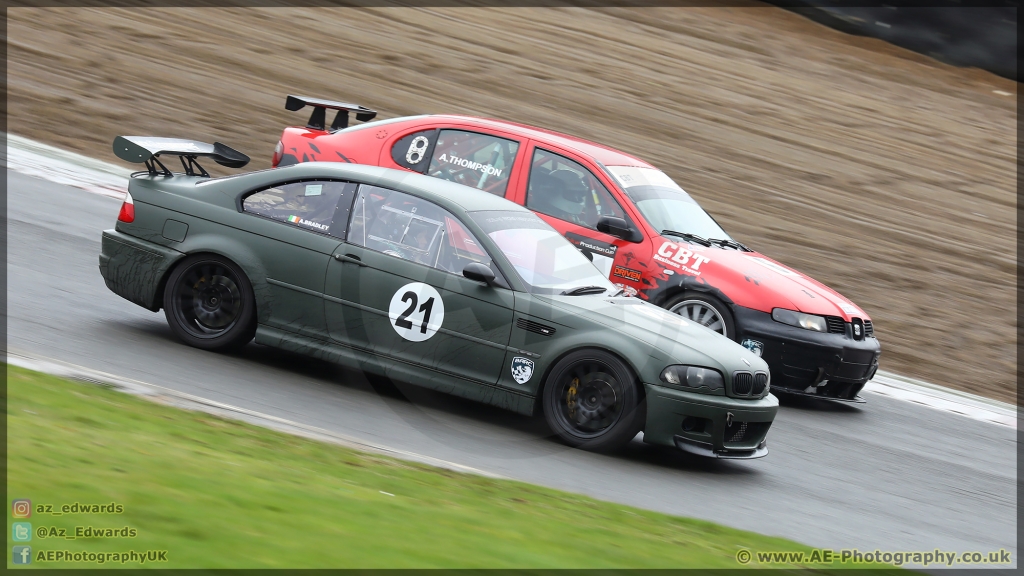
[12,499,31,518]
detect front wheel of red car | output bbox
[542,349,645,452]
[163,254,256,351]
[664,292,736,340]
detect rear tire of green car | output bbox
[163,254,257,351]
[542,349,645,452]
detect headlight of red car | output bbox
[772,308,828,332]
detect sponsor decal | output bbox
[653,241,711,276]
[613,283,638,297]
[511,357,535,384]
[287,215,330,231]
[565,232,617,257]
[747,256,797,276]
[612,265,642,283]
[437,153,503,177]
[839,302,859,315]
[565,232,617,276]
[388,282,445,342]
[743,271,764,286]
[607,166,681,190]
[740,339,764,357]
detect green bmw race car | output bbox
[99,136,778,458]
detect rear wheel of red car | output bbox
[542,349,644,452]
[664,292,736,340]
[163,254,256,351]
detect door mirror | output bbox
[463,262,496,285]
[596,216,641,242]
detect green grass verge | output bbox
[7,365,895,569]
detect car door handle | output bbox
[334,253,366,266]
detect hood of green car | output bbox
[544,295,767,375]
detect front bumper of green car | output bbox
[643,383,779,459]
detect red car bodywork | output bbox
[273,104,880,400]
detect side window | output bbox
[426,130,519,196]
[526,149,629,230]
[242,180,357,239]
[348,185,495,276]
[391,129,438,172]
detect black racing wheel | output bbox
[542,349,645,452]
[163,254,256,351]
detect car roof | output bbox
[401,115,656,169]
[246,162,530,215]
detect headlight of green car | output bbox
[772,308,828,332]
[659,365,725,394]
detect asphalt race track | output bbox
[7,171,1016,566]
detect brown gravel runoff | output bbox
[7,7,1016,403]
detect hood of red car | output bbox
[648,238,869,321]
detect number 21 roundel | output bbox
[388,282,445,342]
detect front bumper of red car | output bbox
[732,306,881,401]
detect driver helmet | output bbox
[548,169,588,216]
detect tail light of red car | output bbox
[272,140,284,167]
[117,191,135,223]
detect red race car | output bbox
[272,95,880,402]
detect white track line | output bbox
[5,132,130,198]
[4,132,1017,429]
[6,351,504,479]
[866,372,1016,428]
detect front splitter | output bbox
[673,436,769,459]
[773,387,867,403]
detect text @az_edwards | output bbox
[736,548,1012,567]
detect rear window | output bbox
[242,180,356,238]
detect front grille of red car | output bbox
[825,316,846,334]
[863,320,874,337]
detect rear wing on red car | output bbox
[113,136,249,177]
[285,95,377,132]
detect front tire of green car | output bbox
[542,349,645,452]
[163,254,256,351]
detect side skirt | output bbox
[255,325,536,416]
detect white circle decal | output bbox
[388,282,445,342]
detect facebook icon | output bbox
[12,546,31,565]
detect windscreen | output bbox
[470,211,615,296]
[606,166,730,241]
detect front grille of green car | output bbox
[732,371,769,397]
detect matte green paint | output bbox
[99,162,777,453]
[161,219,189,243]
